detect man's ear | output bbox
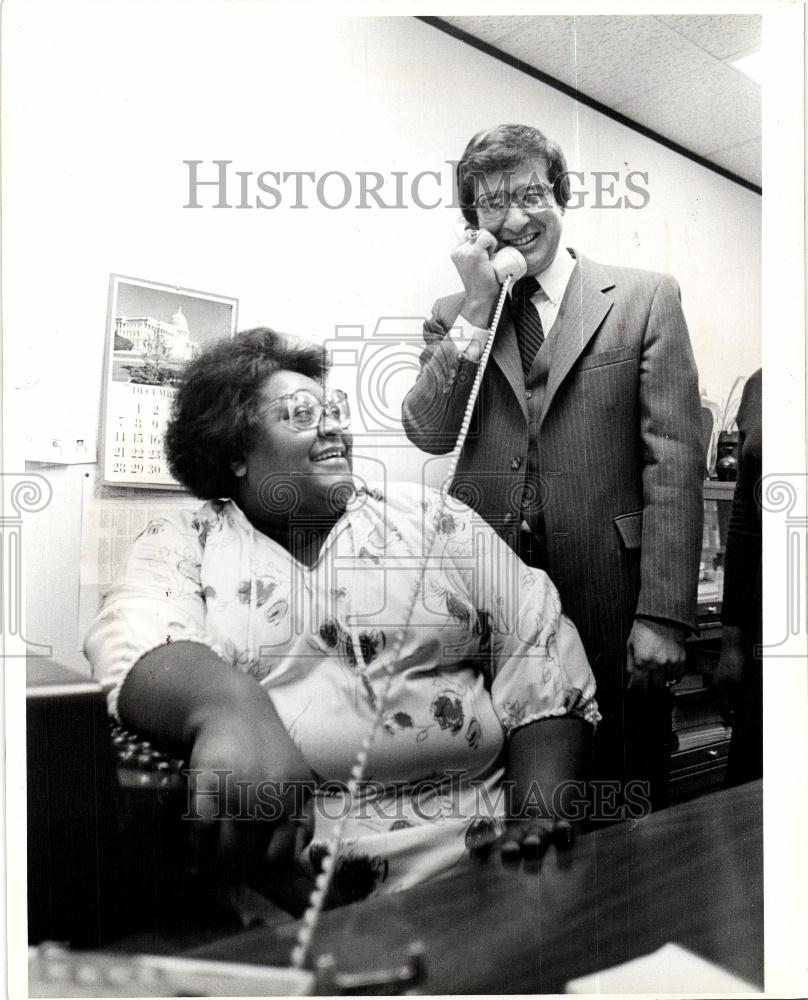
[231,458,247,478]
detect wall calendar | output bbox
[101,275,238,488]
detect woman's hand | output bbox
[118,642,316,910]
[496,818,575,865]
[468,818,575,867]
[185,705,314,892]
[468,717,591,870]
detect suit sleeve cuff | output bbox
[634,614,695,638]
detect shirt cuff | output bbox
[452,314,489,363]
[455,312,488,342]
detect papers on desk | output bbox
[565,942,758,994]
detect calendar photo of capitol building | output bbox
[112,306,200,385]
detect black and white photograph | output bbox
[3,3,805,998]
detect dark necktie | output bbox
[511,275,544,376]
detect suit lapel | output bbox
[538,256,614,429]
[491,297,529,421]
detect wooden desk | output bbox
[189,781,763,994]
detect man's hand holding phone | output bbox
[450,228,528,361]
[451,228,501,331]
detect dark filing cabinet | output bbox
[27,659,190,947]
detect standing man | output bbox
[402,124,704,812]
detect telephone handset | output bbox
[490,245,528,284]
[451,217,528,286]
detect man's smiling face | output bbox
[475,157,564,278]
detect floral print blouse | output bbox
[85,483,598,903]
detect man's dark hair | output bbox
[457,123,570,226]
[164,327,327,499]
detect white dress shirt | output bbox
[525,245,577,336]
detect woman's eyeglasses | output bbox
[264,388,351,432]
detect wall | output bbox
[3,9,761,672]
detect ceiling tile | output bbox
[435,15,761,187]
[441,14,574,51]
[444,16,719,107]
[442,15,577,83]
[656,14,761,61]
[613,59,760,160]
[704,138,761,186]
[548,16,718,108]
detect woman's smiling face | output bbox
[233,370,354,527]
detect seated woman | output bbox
[85,327,598,910]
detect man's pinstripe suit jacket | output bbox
[402,251,704,710]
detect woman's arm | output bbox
[118,640,312,787]
[119,641,315,905]
[506,716,591,821]
[84,512,315,904]
[438,500,598,860]
[497,717,592,860]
